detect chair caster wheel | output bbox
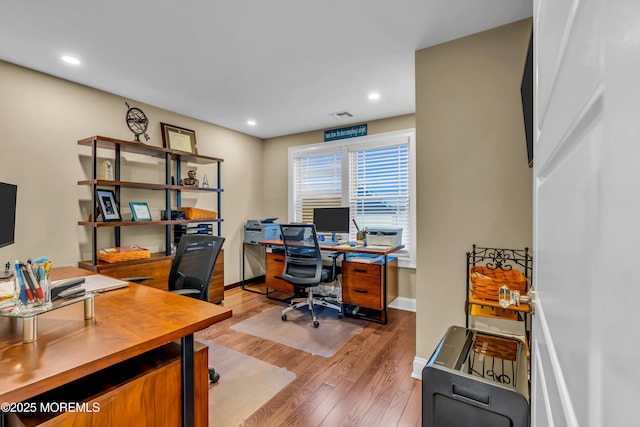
[313,321,319,328]
[281,314,287,321]
[208,368,220,383]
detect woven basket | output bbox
[176,207,217,220]
[470,266,527,301]
[472,334,519,361]
[98,245,150,263]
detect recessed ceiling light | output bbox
[368,93,381,100]
[247,120,256,126]
[61,55,81,65]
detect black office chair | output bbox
[125,234,225,382]
[279,224,342,328]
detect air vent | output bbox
[332,110,353,120]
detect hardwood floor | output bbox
[196,285,422,427]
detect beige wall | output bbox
[262,114,417,299]
[414,19,533,360]
[0,61,263,285]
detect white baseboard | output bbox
[412,356,428,380]
[388,297,416,312]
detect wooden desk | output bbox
[259,240,403,324]
[0,266,232,426]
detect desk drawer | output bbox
[265,253,293,292]
[342,261,383,310]
[342,261,381,278]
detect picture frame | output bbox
[160,123,198,154]
[129,201,152,221]
[96,189,121,222]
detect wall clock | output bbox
[125,102,150,142]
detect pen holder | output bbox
[12,269,52,314]
[356,231,368,246]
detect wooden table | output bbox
[0,266,232,426]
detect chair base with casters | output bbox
[208,368,220,383]
[281,287,343,328]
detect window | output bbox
[288,129,416,268]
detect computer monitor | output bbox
[0,182,17,248]
[313,207,350,243]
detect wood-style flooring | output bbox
[196,285,422,427]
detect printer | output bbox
[366,228,403,247]
[244,218,280,244]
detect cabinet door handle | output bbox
[354,288,369,293]
[273,259,283,263]
[353,268,368,273]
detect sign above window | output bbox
[324,124,367,142]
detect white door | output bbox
[533,1,640,426]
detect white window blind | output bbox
[289,129,415,268]
[349,144,410,262]
[292,152,342,224]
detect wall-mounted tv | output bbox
[521,31,533,168]
[0,182,17,248]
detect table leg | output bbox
[242,243,267,295]
[181,334,194,427]
[23,316,37,343]
[382,254,388,324]
[84,296,95,320]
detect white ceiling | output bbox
[0,1,532,139]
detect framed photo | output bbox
[160,123,197,154]
[96,189,121,222]
[129,202,152,221]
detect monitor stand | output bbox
[321,231,340,246]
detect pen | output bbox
[26,262,44,300]
[352,219,360,232]
[14,260,29,305]
[38,265,48,302]
[20,263,37,302]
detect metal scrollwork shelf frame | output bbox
[465,244,533,329]
[467,244,532,279]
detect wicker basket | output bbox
[98,245,151,263]
[469,266,527,301]
[176,207,217,220]
[472,334,519,361]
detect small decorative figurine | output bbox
[202,174,209,188]
[182,170,199,187]
[101,160,114,180]
[0,262,12,279]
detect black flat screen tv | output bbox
[0,182,17,248]
[521,31,534,168]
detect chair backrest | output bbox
[168,234,225,301]
[280,223,324,286]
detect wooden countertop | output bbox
[0,266,232,403]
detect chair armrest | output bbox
[121,276,154,284]
[171,289,200,297]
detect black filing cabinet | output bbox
[422,326,529,427]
